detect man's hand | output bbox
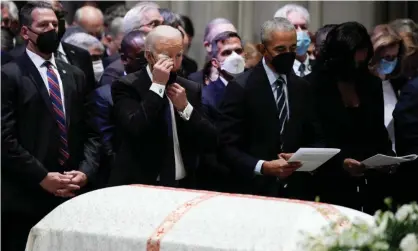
[152,58,173,85]
[343,158,366,176]
[261,158,302,179]
[278,153,294,161]
[65,170,88,187]
[167,83,188,111]
[40,172,80,195]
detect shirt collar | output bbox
[146,64,152,80]
[293,54,310,69]
[219,76,228,86]
[26,48,57,69]
[57,42,66,56]
[262,57,287,87]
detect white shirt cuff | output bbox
[254,160,265,175]
[177,103,193,121]
[149,83,166,98]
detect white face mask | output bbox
[220,51,245,75]
[92,60,104,82]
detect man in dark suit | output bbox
[110,25,216,188]
[198,31,245,192]
[88,30,147,187]
[217,18,322,199]
[1,3,100,251]
[8,0,96,94]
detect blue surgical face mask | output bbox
[296,31,311,56]
[378,58,398,75]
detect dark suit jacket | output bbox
[217,61,322,198]
[1,52,101,217]
[305,70,394,213]
[1,50,14,65]
[8,43,96,94]
[202,78,226,122]
[181,55,198,78]
[393,76,418,205]
[188,69,205,85]
[103,52,120,69]
[109,68,216,187]
[99,59,125,87]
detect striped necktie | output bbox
[44,61,70,166]
[276,76,288,138]
[298,63,306,77]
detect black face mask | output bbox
[269,52,296,75]
[28,28,60,54]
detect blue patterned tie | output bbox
[276,76,288,138]
[44,61,69,166]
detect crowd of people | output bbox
[1,1,418,251]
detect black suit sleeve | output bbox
[74,68,102,180]
[1,69,49,184]
[217,80,259,178]
[111,79,166,138]
[394,82,418,155]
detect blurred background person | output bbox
[369,24,407,153]
[390,18,418,40]
[180,15,194,54]
[159,8,198,78]
[188,18,237,85]
[198,31,245,192]
[312,24,337,61]
[87,30,148,189]
[122,1,161,34]
[1,0,20,44]
[243,42,262,69]
[307,31,315,62]
[64,5,104,40]
[393,32,418,206]
[102,16,124,68]
[275,4,312,77]
[64,32,105,82]
[1,26,14,52]
[306,22,395,214]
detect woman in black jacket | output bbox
[305,22,395,214]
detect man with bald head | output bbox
[110,25,216,188]
[73,5,104,39]
[188,18,237,85]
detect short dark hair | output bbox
[180,15,194,38]
[158,8,184,39]
[19,1,54,27]
[210,31,241,58]
[120,30,146,57]
[104,3,128,27]
[319,22,373,76]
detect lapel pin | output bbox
[70,50,75,54]
[62,70,66,74]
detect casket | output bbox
[25,185,373,251]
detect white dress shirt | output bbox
[219,76,228,86]
[57,42,69,64]
[293,54,311,77]
[26,48,66,116]
[254,57,290,175]
[146,65,194,180]
[382,80,398,153]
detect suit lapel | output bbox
[62,44,78,66]
[19,52,54,116]
[56,60,73,127]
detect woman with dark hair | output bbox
[369,24,407,152]
[306,22,395,214]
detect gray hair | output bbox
[203,18,233,42]
[260,17,295,44]
[123,2,159,34]
[274,4,310,28]
[64,32,105,53]
[109,17,124,37]
[145,25,182,53]
[210,31,241,58]
[1,0,19,22]
[74,6,104,24]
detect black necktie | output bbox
[298,63,306,77]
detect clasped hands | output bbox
[40,171,87,198]
[152,56,188,111]
[261,153,302,179]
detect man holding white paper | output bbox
[217,18,322,199]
